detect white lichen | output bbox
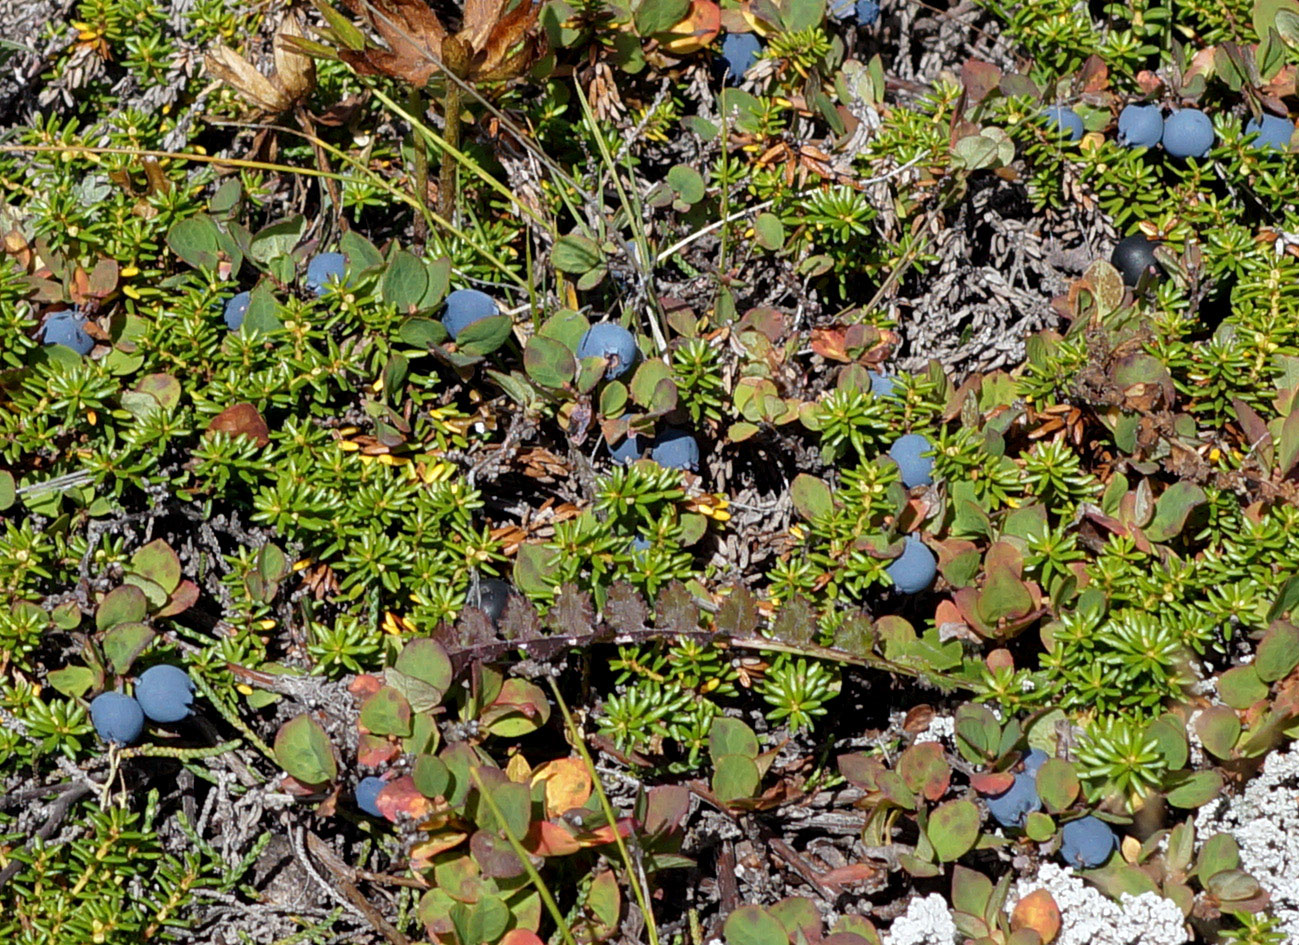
[882,892,958,945]
[914,715,955,745]
[1194,746,1299,942]
[1007,863,1189,945]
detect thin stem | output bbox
[407,87,429,249]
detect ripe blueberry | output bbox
[1162,109,1214,159]
[224,292,250,331]
[441,288,499,340]
[134,664,195,723]
[91,691,145,745]
[886,536,936,594]
[1060,815,1117,869]
[608,423,648,465]
[1110,234,1161,287]
[629,536,651,552]
[1022,748,1050,776]
[720,32,761,81]
[467,578,514,626]
[855,0,881,23]
[986,772,1042,828]
[1117,103,1163,148]
[650,428,700,471]
[867,370,897,399]
[42,310,93,355]
[355,776,386,818]
[305,252,347,297]
[1244,113,1294,150]
[1042,106,1085,142]
[576,323,638,379]
[889,433,934,488]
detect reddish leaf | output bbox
[207,403,270,446]
[375,775,434,822]
[970,771,1016,795]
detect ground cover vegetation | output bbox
[3,0,1299,943]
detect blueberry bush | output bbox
[3,0,1299,943]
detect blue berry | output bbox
[608,425,647,465]
[720,32,761,82]
[134,664,195,723]
[1022,748,1050,776]
[441,288,499,340]
[630,536,651,552]
[42,310,93,355]
[1117,103,1163,148]
[224,291,250,331]
[1162,109,1214,159]
[1111,235,1160,288]
[889,433,934,488]
[855,0,881,23]
[1244,113,1294,150]
[867,370,896,399]
[91,691,145,745]
[986,772,1041,828]
[650,429,700,471]
[1060,815,1117,869]
[468,578,513,626]
[305,252,347,297]
[1042,106,1085,142]
[886,536,936,594]
[355,776,386,817]
[576,323,638,379]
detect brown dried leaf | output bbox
[337,0,448,86]
[205,45,291,115]
[207,403,270,446]
[274,13,317,101]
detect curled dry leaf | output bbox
[205,14,317,116]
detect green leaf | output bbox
[1035,759,1079,814]
[524,335,576,389]
[712,753,761,802]
[450,896,510,945]
[552,232,603,274]
[166,215,222,271]
[413,753,452,799]
[1219,665,1268,709]
[790,474,833,520]
[129,539,181,595]
[381,249,429,312]
[393,639,453,702]
[273,714,337,785]
[723,904,788,945]
[667,164,705,204]
[709,716,759,761]
[927,799,980,861]
[754,213,785,251]
[96,585,149,631]
[242,281,282,333]
[1143,482,1207,543]
[0,471,13,512]
[102,622,155,675]
[360,686,413,737]
[49,665,97,698]
[248,215,305,264]
[455,314,513,356]
[1195,706,1241,760]
[1165,770,1223,808]
[1256,621,1299,682]
[634,0,690,36]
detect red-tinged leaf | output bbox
[375,775,435,822]
[207,403,270,446]
[818,862,880,887]
[960,58,1001,102]
[524,819,583,857]
[410,830,471,869]
[574,817,637,847]
[154,579,200,617]
[970,771,1016,795]
[810,327,851,362]
[500,931,545,945]
[531,757,593,818]
[357,733,400,767]
[349,673,386,697]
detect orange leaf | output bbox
[524,819,582,857]
[1012,889,1062,944]
[338,0,448,87]
[531,757,593,818]
[375,775,434,822]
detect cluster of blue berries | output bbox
[89,664,196,745]
[222,252,351,332]
[1047,100,1295,159]
[984,748,1118,869]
